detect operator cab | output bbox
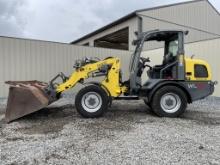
[129,30,187,90]
[145,32,179,79]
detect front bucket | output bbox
[5,81,51,122]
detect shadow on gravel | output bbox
[0,105,76,135]
[6,103,153,136]
[19,105,77,135]
[182,110,220,125]
[1,101,219,136]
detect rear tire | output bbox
[75,85,108,118]
[151,86,187,117]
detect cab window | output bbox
[168,40,178,56]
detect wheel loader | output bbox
[5,30,217,122]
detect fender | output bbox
[83,81,113,106]
[147,80,192,103]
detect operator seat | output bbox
[148,52,175,79]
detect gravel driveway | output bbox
[0,97,220,165]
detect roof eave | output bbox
[70,12,137,44]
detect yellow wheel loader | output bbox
[5,30,217,122]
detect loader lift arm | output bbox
[53,57,127,97]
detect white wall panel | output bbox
[0,37,131,98]
[139,0,220,48]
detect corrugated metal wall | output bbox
[142,38,220,97]
[139,0,220,36]
[0,37,131,98]
[139,0,220,49]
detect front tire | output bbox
[143,99,154,113]
[151,86,187,117]
[75,85,109,118]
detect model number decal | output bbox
[188,83,207,89]
[188,84,197,89]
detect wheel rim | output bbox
[160,93,181,113]
[81,92,102,113]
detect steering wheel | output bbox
[140,57,150,63]
[140,57,152,69]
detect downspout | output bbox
[137,15,143,34]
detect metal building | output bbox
[0,0,219,98]
[72,0,220,51]
[71,0,220,96]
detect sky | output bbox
[0,0,219,43]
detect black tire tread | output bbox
[143,99,154,113]
[75,85,108,118]
[151,85,187,117]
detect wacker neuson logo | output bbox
[188,84,198,89]
[188,83,207,90]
